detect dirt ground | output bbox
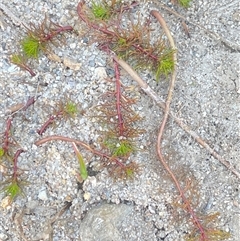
[0,0,239,240]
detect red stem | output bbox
[37,115,56,135]
[13,149,25,181]
[22,64,36,76]
[3,117,12,153]
[22,96,39,111]
[37,115,56,136]
[114,60,125,136]
[37,110,64,135]
[44,25,73,41]
[132,43,159,62]
[151,10,208,240]
[77,1,115,36]
[35,135,125,167]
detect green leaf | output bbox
[72,142,88,180]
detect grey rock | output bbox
[80,203,132,241]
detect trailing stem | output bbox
[152,10,209,240]
[6,96,39,115]
[12,149,25,182]
[35,135,127,169]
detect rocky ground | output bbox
[0,0,239,240]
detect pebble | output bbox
[38,189,48,201]
[0,233,8,241]
[79,203,133,241]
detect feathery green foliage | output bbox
[64,101,79,118]
[10,54,25,65]
[178,0,192,8]
[104,138,135,157]
[2,181,23,200]
[21,35,42,58]
[156,50,175,79]
[92,1,110,20]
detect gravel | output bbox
[0,0,239,241]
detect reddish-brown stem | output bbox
[2,117,12,153]
[43,25,73,42]
[35,135,125,167]
[20,63,36,76]
[37,115,56,135]
[12,149,25,181]
[151,10,208,240]
[6,96,38,114]
[114,60,124,136]
[37,109,64,135]
[113,55,240,179]
[132,43,159,62]
[77,1,116,36]
[22,96,39,111]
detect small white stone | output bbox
[38,189,48,201]
[94,67,107,80]
[70,43,77,49]
[83,192,91,201]
[0,233,8,240]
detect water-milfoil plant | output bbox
[77,0,173,81]
[91,60,143,177]
[37,99,79,135]
[11,16,73,76]
[0,149,27,203]
[10,54,36,76]
[22,16,73,57]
